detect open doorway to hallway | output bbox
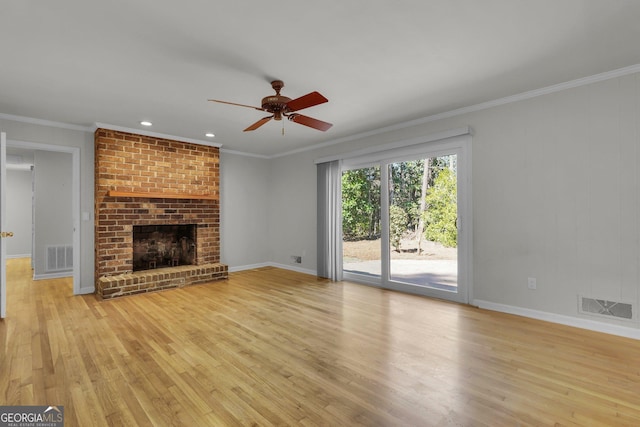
[5,146,75,281]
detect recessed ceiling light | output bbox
[205,133,215,138]
[140,121,152,126]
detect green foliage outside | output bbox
[389,205,408,252]
[389,160,424,231]
[342,155,457,248]
[423,168,457,247]
[341,167,380,240]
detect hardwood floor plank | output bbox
[3,259,640,426]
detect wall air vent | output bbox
[578,296,633,320]
[46,245,73,272]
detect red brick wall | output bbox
[94,128,221,280]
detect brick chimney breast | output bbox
[94,128,227,299]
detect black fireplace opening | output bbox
[133,224,196,271]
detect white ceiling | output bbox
[2,1,640,157]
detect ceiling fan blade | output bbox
[288,114,333,131]
[286,91,328,112]
[244,115,273,131]
[208,99,265,111]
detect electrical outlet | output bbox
[291,255,302,264]
[527,277,537,290]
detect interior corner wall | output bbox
[219,151,271,270]
[267,71,640,334]
[0,118,95,293]
[6,169,33,257]
[268,151,318,272]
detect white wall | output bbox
[33,150,73,277]
[269,151,317,273]
[6,169,32,257]
[220,151,271,270]
[0,118,95,293]
[267,71,640,335]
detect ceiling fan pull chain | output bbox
[282,120,285,136]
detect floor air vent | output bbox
[579,296,633,320]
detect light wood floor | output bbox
[2,258,640,426]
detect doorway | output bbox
[341,135,471,304]
[5,140,80,291]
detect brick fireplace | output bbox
[94,128,228,299]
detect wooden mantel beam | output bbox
[106,190,218,200]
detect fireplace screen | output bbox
[133,225,196,271]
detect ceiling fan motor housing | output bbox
[261,95,291,120]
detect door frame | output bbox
[1,131,7,318]
[342,133,472,304]
[6,139,81,295]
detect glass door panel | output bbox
[342,165,381,279]
[388,154,458,292]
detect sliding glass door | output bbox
[342,136,470,303]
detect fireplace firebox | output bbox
[133,224,196,271]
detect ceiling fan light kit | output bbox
[209,80,332,132]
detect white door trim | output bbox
[1,131,7,318]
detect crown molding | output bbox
[219,148,270,159]
[0,112,93,132]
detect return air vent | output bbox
[46,245,73,272]
[578,296,633,320]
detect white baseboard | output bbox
[33,271,72,281]
[78,286,95,295]
[229,262,316,276]
[473,299,640,340]
[7,254,31,259]
[228,262,272,273]
[269,263,316,276]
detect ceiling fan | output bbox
[208,80,332,132]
